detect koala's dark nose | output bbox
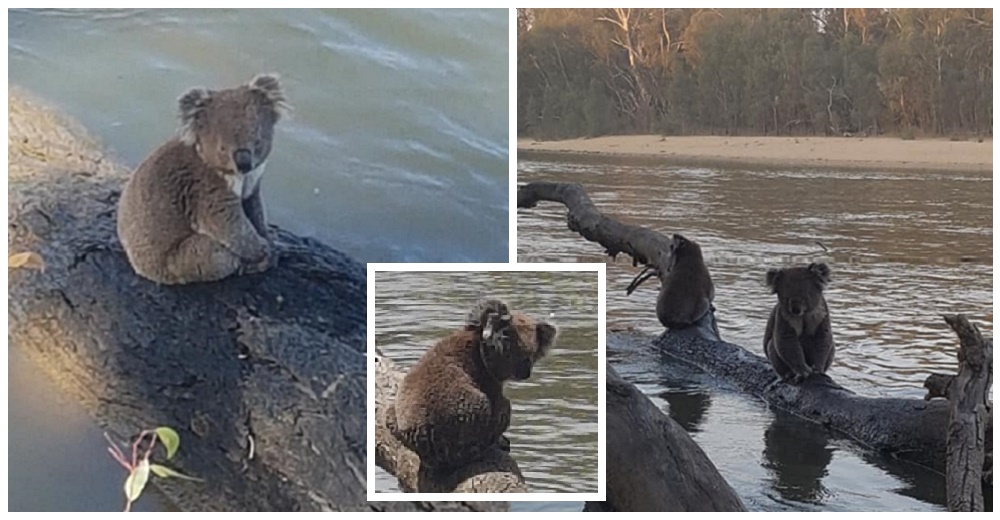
[233,149,253,173]
[513,359,533,380]
[789,300,804,316]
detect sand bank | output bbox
[518,135,992,173]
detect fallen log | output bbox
[374,348,527,493]
[923,315,993,512]
[518,180,992,475]
[518,181,719,340]
[7,88,496,512]
[584,364,744,512]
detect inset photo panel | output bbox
[367,263,606,505]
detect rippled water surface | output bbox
[9,8,509,263]
[518,154,992,511]
[8,8,507,512]
[372,271,599,503]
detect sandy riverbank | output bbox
[517,135,993,173]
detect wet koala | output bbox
[117,73,290,285]
[386,299,558,471]
[628,234,715,329]
[763,262,835,384]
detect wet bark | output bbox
[374,349,527,494]
[7,88,499,512]
[518,180,992,476]
[922,315,993,512]
[584,364,745,512]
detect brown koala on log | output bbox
[117,74,290,285]
[627,234,715,330]
[763,262,835,384]
[385,299,558,471]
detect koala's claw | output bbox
[790,369,812,385]
[240,247,272,275]
[498,435,511,452]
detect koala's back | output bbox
[393,330,491,428]
[117,138,227,275]
[658,250,714,329]
[389,330,505,469]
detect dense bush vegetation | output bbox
[518,9,992,139]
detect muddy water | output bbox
[518,154,992,511]
[372,270,599,507]
[8,8,508,511]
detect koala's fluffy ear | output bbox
[467,299,508,328]
[481,312,512,354]
[177,87,211,145]
[249,73,291,118]
[765,268,781,293]
[535,322,558,355]
[808,262,831,285]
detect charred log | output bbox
[584,364,744,512]
[7,88,500,512]
[923,315,993,512]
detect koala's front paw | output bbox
[241,238,272,275]
[790,367,813,385]
[498,435,511,452]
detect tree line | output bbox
[518,8,992,139]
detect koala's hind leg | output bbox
[804,316,835,374]
[163,233,244,284]
[409,391,497,471]
[765,338,794,381]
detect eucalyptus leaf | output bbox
[123,458,150,503]
[8,251,45,271]
[150,463,203,482]
[154,426,181,460]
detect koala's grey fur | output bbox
[117,73,289,285]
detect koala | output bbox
[763,262,835,384]
[385,299,558,471]
[116,73,290,285]
[628,234,715,330]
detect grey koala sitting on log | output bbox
[763,262,835,384]
[117,74,289,285]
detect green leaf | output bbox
[123,458,150,504]
[150,463,203,482]
[154,427,181,460]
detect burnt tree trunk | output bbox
[7,89,501,512]
[374,348,527,493]
[584,364,745,512]
[923,315,993,512]
[518,180,992,475]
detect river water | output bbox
[518,153,993,512]
[372,270,599,509]
[8,8,508,512]
[9,8,509,263]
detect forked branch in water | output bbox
[923,315,993,512]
